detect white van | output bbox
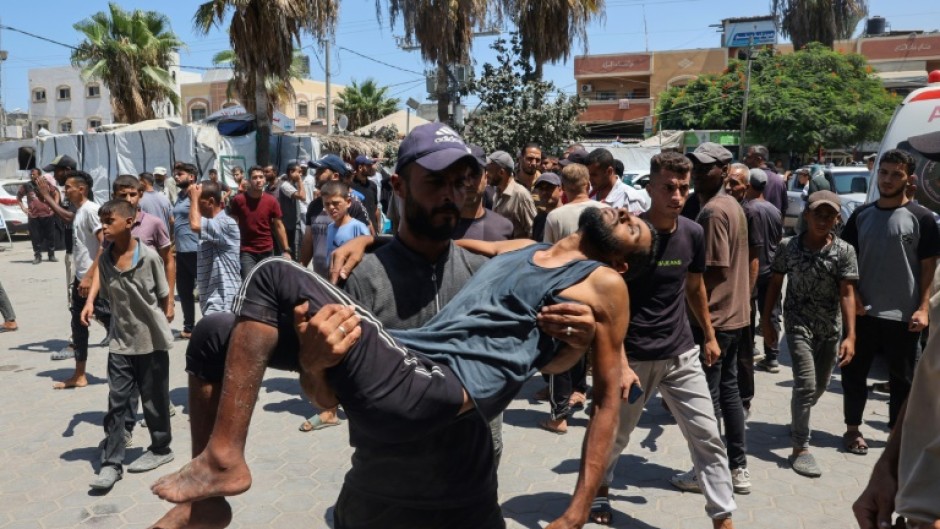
[866,81,940,210]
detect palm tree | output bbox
[194,0,339,164]
[772,0,868,50]
[71,3,183,123]
[382,0,494,123]
[334,79,400,131]
[505,0,605,80]
[211,48,309,114]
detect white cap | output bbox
[153,166,167,176]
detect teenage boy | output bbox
[228,165,290,280]
[84,199,174,490]
[188,182,241,315]
[205,169,232,204]
[54,172,109,389]
[762,191,858,477]
[322,181,370,255]
[840,149,940,454]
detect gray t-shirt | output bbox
[98,241,173,355]
[543,200,605,243]
[842,202,940,322]
[340,238,494,509]
[139,190,173,232]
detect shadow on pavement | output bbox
[502,491,660,529]
[63,410,105,438]
[37,368,107,386]
[263,397,311,418]
[502,408,589,431]
[262,376,302,397]
[169,386,189,415]
[9,338,71,353]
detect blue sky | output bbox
[1,0,939,114]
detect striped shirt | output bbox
[197,210,241,315]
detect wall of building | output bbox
[28,66,113,135]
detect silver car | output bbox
[784,166,871,233]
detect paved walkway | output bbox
[0,241,889,528]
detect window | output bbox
[35,121,49,132]
[190,106,207,121]
[316,105,326,120]
[87,84,101,98]
[33,89,46,103]
[298,102,309,118]
[88,118,102,129]
[59,120,73,133]
[57,86,71,100]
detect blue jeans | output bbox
[786,331,838,448]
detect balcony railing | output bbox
[580,90,650,102]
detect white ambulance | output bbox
[866,74,940,210]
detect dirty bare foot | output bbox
[53,375,88,389]
[151,451,251,504]
[149,498,233,529]
[713,516,735,529]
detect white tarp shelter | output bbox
[353,110,429,137]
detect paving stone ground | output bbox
[0,240,892,528]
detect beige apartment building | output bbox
[180,69,345,133]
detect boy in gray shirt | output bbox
[83,199,175,490]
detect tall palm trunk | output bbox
[255,69,271,165]
[436,61,451,125]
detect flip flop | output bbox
[589,496,614,525]
[843,431,869,455]
[299,416,342,432]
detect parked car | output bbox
[784,167,871,233]
[0,179,30,236]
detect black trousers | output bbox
[27,215,56,256]
[695,326,748,470]
[547,357,588,420]
[175,251,197,333]
[842,315,919,428]
[101,351,172,470]
[334,484,504,529]
[70,279,110,362]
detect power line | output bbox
[0,24,78,50]
[337,46,424,76]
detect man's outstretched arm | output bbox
[455,237,536,257]
[550,268,628,529]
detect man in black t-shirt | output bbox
[590,152,737,529]
[351,155,381,229]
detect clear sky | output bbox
[1,0,939,115]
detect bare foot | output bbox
[151,452,251,504]
[149,498,233,529]
[53,375,88,389]
[538,418,568,434]
[713,516,735,529]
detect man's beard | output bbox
[404,197,460,241]
[578,207,623,256]
[178,180,191,190]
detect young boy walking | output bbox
[322,181,370,254]
[762,190,858,477]
[84,199,175,490]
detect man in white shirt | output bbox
[586,148,649,214]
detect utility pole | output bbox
[738,34,754,161]
[0,20,6,140]
[324,39,332,135]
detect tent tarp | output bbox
[353,110,429,137]
[606,146,661,176]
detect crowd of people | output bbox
[7,121,940,529]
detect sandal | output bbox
[299,416,342,432]
[843,431,869,455]
[589,495,613,525]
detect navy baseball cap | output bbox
[312,154,349,176]
[395,123,479,174]
[534,172,562,187]
[354,154,375,165]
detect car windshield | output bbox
[831,171,870,194]
[2,183,24,196]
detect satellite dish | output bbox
[338,114,349,132]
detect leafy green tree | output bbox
[334,79,400,131]
[194,0,338,164]
[772,0,867,50]
[464,35,586,155]
[72,3,183,123]
[656,43,899,154]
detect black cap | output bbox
[686,142,733,165]
[43,154,77,172]
[559,148,589,167]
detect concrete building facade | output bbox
[575,17,940,137]
[28,52,189,135]
[179,69,345,133]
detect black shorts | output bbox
[185,258,466,443]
